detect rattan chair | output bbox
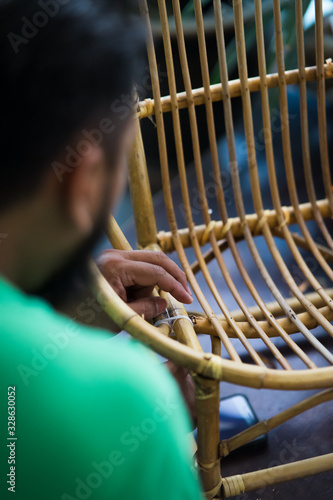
[91,0,333,497]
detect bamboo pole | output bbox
[315,0,333,215]
[106,216,133,252]
[138,62,333,119]
[295,0,333,249]
[145,243,203,351]
[221,453,333,497]
[228,288,333,322]
[191,304,333,338]
[157,199,331,253]
[128,117,158,248]
[194,375,221,499]
[189,230,333,275]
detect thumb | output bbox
[128,297,167,320]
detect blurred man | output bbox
[0,1,203,498]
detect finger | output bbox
[102,275,127,302]
[128,297,167,319]
[121,261,193,304]
[128,285,155,300]
[124,251,192,295]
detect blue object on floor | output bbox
[193,394,268,453]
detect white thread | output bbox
[154,309,193,328]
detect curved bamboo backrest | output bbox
[93,0,333,389]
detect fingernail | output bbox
[186,284,192,295]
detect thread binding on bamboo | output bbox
[154,309,193,329]
[222,474,245,497]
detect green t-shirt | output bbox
[0,275,203,500]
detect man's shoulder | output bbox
[0,279,177,403]
[0,281,111,360]
[0,281,201,500]
[0,280,188,438]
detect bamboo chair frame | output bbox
[91,0,333,497]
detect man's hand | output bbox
[96,249,193,319]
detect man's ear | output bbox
[64,144,107,236]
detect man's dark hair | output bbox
[0,0,145,211]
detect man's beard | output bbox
[31,195,110,309]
